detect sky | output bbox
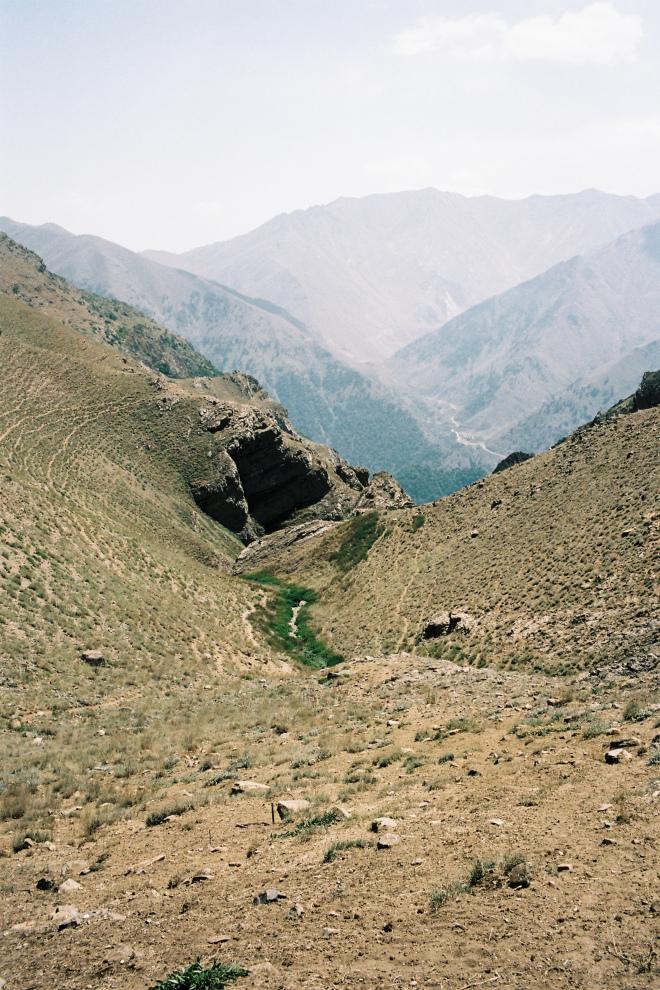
[1,0,659,251]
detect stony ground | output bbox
[1,654,658,990]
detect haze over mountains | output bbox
[391,221,660,451]
[146,188,660,365]
[3,186,660,500]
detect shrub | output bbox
[329,512,384,572]
[146,801,193,827]
[323,839,369,863]
[149,961,249,990]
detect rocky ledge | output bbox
[187,390,412,543]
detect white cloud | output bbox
[393,3,642,65]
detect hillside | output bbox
[0,218,474,498]
[239,392,659,674]
[146,188,660,364]
[391,223,660,452]
[1,340,658,990]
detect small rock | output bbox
[207,935,232,944]
[323,927,339,937]
[231,780,270,795]
[190,869,214,883]
[103,944,136,963]
[489,818,504,827]
[277,799,310,820]
[597,803,613,812]
[377,833,401,849]
[605,748,632,765]
[412,858,423,865]
[81,649,106,667]
[371,816,398,833]
[253,889,287,905]
[51,905,80,930]
[508,863,531,888]
[383,921,394,932]
[287,903,305,919]
[59,878,82,894]
[36,877,55,891]
[556,863,573,872]
[601,837,617,846]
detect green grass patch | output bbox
[149,961,249,990]
[244,573,342,668]
[328,512,384,572]
[272,807,343,839]
[323,838,370,863]
[146,800,193,827]
[411,513,425,532]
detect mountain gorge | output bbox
[390,221,660,451]
[0,217,476,500]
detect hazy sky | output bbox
[1,0,659,250]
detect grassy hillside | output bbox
[0,233,219,378]
[251,403,659,673]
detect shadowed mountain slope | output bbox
[391,223,660,451]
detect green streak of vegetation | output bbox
[149,961,249,990]
[146,800,193,827]
[329,511,384,572]
[411,513,425,532]
[245,572,343,668]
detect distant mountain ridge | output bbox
[0,216,482,501]
[145,187,660,364]
[389,222,660,451]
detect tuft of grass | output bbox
[273,807,342,840]
[245,573,343,669]
[430,853,528,911]
[149,961,249,990]
[329,512,384,572]
[438,752,455,764]
[323,838,369,863]
[411,513,425,532]
[146,800,193,827]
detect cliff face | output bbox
[188,393,411,543]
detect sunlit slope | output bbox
[261,405,659,672]
[0,293,270,702]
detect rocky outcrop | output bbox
[354,471,415,512]
[189,396,412,543]
[422,611,474,639]
[633,370,660,410]
[492,451,533,474]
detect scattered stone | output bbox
[190,869,214,883]
[277,799,310,819]
[51,905,80,930]
[330,805,352,820]
[412,858,423,866]
[383,921,394,932]
[597,803,613,812]
[231,780,270,795]
[489,818,504,827]
[601,837,618,846]
[287,903,305,919]
[371,816,398,833]
[508,863,531,888]
[253,889,287,905]
[556,863,573,873]
[605,748,632,764]
[36,877,55,891]
[81,649,106,667]
[207,935,232,944]
[59,878,82,894]
[377,833,401,849]
[323,927,339,937]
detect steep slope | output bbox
[146,188,660,364]
[391,223,660,450]
[241,389,659,674]
[0,218,471,496]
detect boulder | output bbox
[492,451,533,474]
[253,889,287,905]
[605,748,633,764]
[277,799,311,820]
[377,833,401,849]
[371,817,398,833]
[51,905,80,930]
[633,370,660,410]
[422,611,473,639]
[81,650,106,667]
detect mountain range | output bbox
[146,188,660,365]
[4,187,660,500]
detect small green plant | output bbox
[273,807,343,840]
[329,512,384,572]
[437,752,455,764]
[411,513,425,532]
[323,838,369,863]
[149,961,249,990]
